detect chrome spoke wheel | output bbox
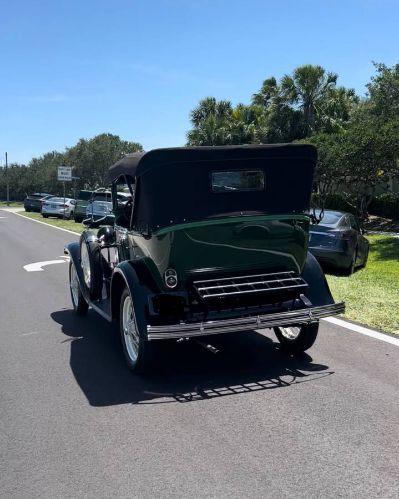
[80,243,91,288]
[122,295,140,363]
[70,263,79,306]
[277,326,301,341]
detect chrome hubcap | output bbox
[81,243,91,288]
[278,326,301,340]
[122,295,139,363]
[70,264,79,306]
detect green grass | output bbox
[327,235,399,334]
[19,211,84,233]
[0,201,24,207]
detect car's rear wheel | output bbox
[79,236,103,300]
[69,261,88,315]
[345,247,358,275]
[119,287,155,373]
[274,322,319,354]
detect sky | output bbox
[1,0,398,165]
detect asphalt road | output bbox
[1,211,399,498]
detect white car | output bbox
[42,197,76,219]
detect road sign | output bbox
[58,166,72,182]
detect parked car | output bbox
[73,190,93,223]
[309,210,369,274]
[65,145,345,374]
[42,197,76,219]
[85,190,131,225]
[24,193,52,212]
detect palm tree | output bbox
[280,65,338,134]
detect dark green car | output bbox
[65,145,344,373]
[73,190,93,223]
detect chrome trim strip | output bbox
[147,302,345,340]
[194,271,295,284]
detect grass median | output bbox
[19,211,84,233]
[0,201,24,207]
[326,235,399,334]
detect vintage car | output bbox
[65,144,345,373]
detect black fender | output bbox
[301,251,335,306]
[64,241,90,303]
[110,262,150,327]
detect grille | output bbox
[193,271,307,300]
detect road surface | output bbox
[1,211,398,498]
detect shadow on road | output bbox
[51,309,332,407]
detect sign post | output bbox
[57,166,72,219]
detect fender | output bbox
[110,262,150,337]
[301,251,335,306]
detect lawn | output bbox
[326,235,399,334]
[19,211,84,234]
[0,201,24,207]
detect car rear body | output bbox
[42,197,76,218]
[309,210,369,270]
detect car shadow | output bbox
[51,309,332,407]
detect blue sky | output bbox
[1,0,398,164]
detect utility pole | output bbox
[5,152,10,206]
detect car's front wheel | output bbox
[119,287,155,373]
[42,214,48,218]
[69,262,88,315]
[274,322,319,354]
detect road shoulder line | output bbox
[6,210,81,236]
[323,316,399,346]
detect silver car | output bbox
[42,197,76,219]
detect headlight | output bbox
[164,268,178,288]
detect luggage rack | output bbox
[193,271,308,300]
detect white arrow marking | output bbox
[23,260,67,272]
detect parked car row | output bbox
[24,189,132,224]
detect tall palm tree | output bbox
[280,65,338,133]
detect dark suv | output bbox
[24,193,52,212]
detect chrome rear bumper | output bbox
[147,302,345,340]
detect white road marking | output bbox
[10,211,80,235]
[23,260,67,272]
[324,317,399,347]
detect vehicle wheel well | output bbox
[111,273,127,320]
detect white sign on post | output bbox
[58,166,72,182]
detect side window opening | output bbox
[113,176,134,228]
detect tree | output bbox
[187,98,233,146]
[65,134,142,189]
[367,62,399,119]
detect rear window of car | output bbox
[47,197,64,203]
[315,211,342,226]
[78,190,92,201]
[92,193,111,202]
[211,170,265,193]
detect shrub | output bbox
[311,193,356,214]
[369,193,399,219]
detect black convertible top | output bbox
[108,144,317,232]
[108,144,316,182]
